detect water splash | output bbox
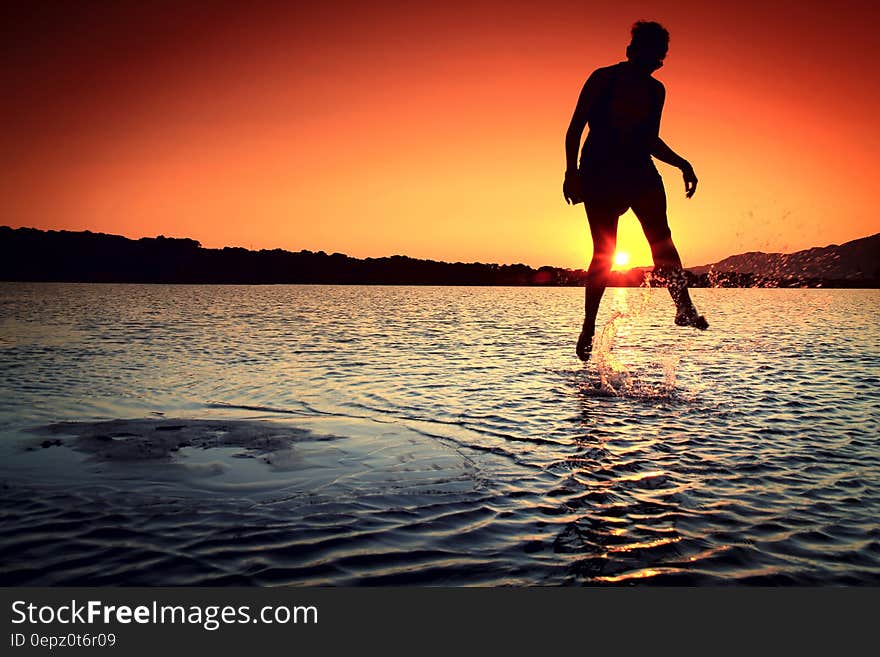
[593,309,633,394]
[586,280,681,400]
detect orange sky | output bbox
[3,0,879,268]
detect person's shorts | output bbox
[578,163,663,217]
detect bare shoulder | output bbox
[587,64,618,85]
[594,63,619,76]
[650,77,666,105]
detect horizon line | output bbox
[3,224,877,273]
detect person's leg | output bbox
[630,184,708,329]
[578,203,620,360]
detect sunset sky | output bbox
[3,0,879,268]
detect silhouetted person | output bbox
[564,21,708,361]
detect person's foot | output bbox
[675,308,709,330]
[576,325,594,361]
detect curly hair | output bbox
[629,21,670,58]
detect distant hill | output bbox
[0,226,612,286]
[689,233,880,284]
[0,226,877,287]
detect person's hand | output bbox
[682,161,698,198]
[563,170,583,205]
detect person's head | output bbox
[626,21,669,73]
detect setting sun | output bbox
[612,251,630,269]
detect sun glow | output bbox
[612,251,630,269]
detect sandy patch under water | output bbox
[27,418,313,469]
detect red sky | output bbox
[2,0,879,268]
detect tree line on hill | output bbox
[0,227,875,288]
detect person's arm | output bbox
[563,70,604,204]
[652,137,698,199]
[648,82,698,199]
[650,85,698,202]
[565,70,603,172]
[652,137,690,170]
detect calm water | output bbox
[0,283,878,585]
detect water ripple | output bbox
[0,283,878,585]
